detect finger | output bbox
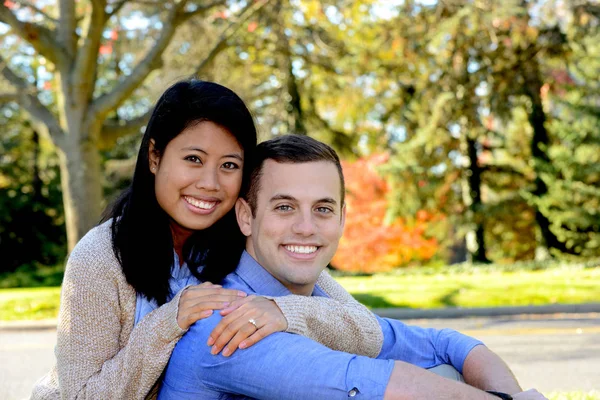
[189,294,245,306]
[198,282,221,287]
[185,301,233,317]
[185,286,247,298]
[220,322,259,357]
[238,326,273,350]
[219,296,255,316]
[182,309,214,326]
[209,315,253,352]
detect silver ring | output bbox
[248,318,258,329]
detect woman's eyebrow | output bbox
[181,147,243,161]
[181,146,207,154]
[222,153,243,161]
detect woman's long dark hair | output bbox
[102,79,257,305]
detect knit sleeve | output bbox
[52,225,187,400]
[271,270,383,358]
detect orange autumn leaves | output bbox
[332,153,438,273]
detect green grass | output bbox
[336,266,600,309]
[0,287,61,320]
[548,391,600,400]
[1,264,599,321]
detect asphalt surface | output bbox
[1,313,599,399]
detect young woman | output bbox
[31,80,383,399]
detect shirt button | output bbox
[348,388,358,397]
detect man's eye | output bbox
[317,207,333,213]
[276,205,293,211]
[184,155,202,164]
[222,162,240,170]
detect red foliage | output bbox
[99,44,112,55]
[214,10,229,19]
[332,154,438,273]
[247,21,258,33]
[4,0,16,9]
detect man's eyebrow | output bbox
[317,197,338,206]
[269,194,338,206]
[181,147,243,161]
[270,194,297,202]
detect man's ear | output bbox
[340,204,346,230]
[148,139,160,174]
[235,198,253,237]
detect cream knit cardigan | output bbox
[31,221,383,400]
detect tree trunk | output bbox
[57,133,103,252]
[274,0,307,135]
[464,136,490,263]
[522,60,568,258]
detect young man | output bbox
[159,135,546,400]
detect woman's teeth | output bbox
[184,196,217,210]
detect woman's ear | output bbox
[235,198,253,237]
[148,139,160,174]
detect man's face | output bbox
[237,160,345,295]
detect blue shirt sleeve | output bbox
[159,313,394,400]
[376,316,483,374]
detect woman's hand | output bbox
[207,295,288,357]
[177,282,247,330]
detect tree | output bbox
[0,0,267,251]
[332,153,438,273]
[0,103,65,272]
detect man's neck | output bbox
[287,283,315,297]
[243,247,317,297]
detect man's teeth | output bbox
[285,245,318,254]
[184,196,216,210]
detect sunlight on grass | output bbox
[336,268,600,309]
[0,287,61,320]
[548,391,600,400]
[1,266,599,320]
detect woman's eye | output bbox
[222,162,240,170]
[184,155,202,164]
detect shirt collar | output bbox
[235,251,327,297]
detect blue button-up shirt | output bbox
[159,252,482,400]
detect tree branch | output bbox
[13,0,59,23]
[107,0,129,18]
[90,1,188,120]
[306,92,358,156]
[192,0,269,75]
[58,0,77,56]
[0,55,64,146]
[0,4,68,68]
[0,92,18,103]
[179,0,227,22]
[70,0,108,105]
[99,108,152,150]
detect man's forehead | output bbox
[259,159,341,201]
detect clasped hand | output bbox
[177,282,288,357]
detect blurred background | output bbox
[0,1,599,398]
[1,0,599,283]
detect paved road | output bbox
[1,314,599,399]
[405,313,600,393]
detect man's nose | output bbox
[292,211,317,236]
[194,167,220,191]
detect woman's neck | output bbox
[170,222,194,266]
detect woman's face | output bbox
[150,121,244,241]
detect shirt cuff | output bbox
[345,356,394,399]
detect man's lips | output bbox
[283,244,319,254]
[281,244,323,260]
